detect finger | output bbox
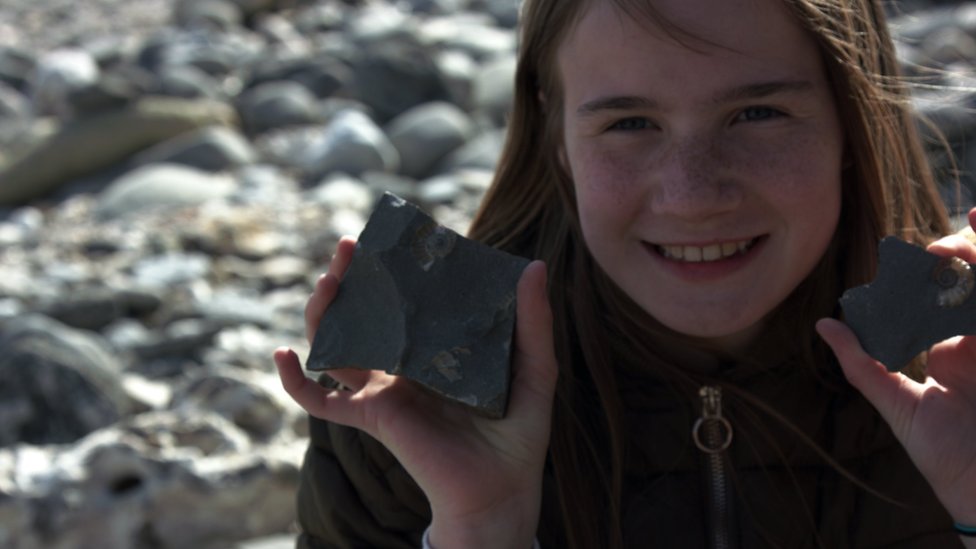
[273,347,367,427]
[815,318,917,433]
[926,335,976,383]
[328,236,357,280]
[926,233,976,264]
[508,261,559,417]
[302,237,370,388]
[305,273,339,343]
[305,237,358,344]
[324,367,373,393]
[274,346,336,418]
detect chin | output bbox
[656,315,764,352]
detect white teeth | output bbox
[659,239,754,262]
[701,244,721,261]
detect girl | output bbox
[274,0,976,546]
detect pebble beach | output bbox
[1,0,976,547]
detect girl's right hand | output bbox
[273,236,559,549]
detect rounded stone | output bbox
[237,80,320,134]
[386,101,474,179]
[0,315,131,447]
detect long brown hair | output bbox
[467,0,951,546]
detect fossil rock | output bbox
[840,236,976,371]
[306,192,529,418]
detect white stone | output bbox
[30,49,99,118]
[297,109,400,177]
[96,163,237,220]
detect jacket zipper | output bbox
[693,385,735,549]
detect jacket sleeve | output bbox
[295,402,431,549]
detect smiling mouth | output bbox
[654,237,759,263]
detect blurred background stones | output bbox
[0,0,973,547]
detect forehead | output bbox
[577,0,803,38]
[564,0,808,46]
[556,0,823,96]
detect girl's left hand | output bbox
[817,208,976,530]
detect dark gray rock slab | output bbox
[840,236,976,371]
[306,193,529,418]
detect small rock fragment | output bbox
[839,236,976,371]
[306,192,529,418]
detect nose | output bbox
[649,134,743,219]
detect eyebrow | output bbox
[574,79,816,117]
[576,95,656,116]
[717,80,815,103]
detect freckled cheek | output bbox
[568,146,648,210]
[727,135,843,201]
[567,146,649,246]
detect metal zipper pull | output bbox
[693,385,733,453]
[695,385,736,549]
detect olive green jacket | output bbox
[295,361,960,548]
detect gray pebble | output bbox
[350,33,451,122]
[438,127,505,172]
[132,126,257,172]
[0,81,29,119]
[0,1,970,548]
[132,251,212,288]
[472,54,515,125]
[30,48,99,118]
[237,80,321,134]
[0,46,36,91]
[296,109,400,179]
[305,174,374,213]
[0,315,131,447]
[387,100,474,179]
[96,163,237,220]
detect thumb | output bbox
[816,317,914,432]
[508,260,559,417]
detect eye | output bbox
[608,117,654,131]
[735,106,784,122]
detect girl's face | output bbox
[559,0,844,351]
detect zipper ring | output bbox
[692,417,733,454]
